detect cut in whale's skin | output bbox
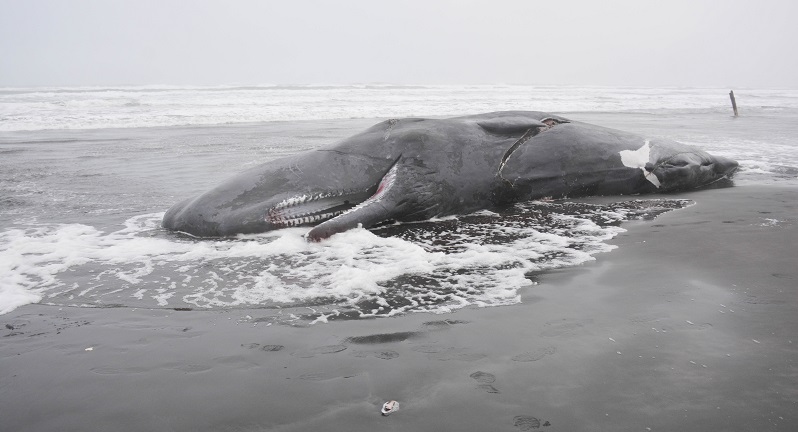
[162,111,738,240]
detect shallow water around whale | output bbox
[1,86,797,318]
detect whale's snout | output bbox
[162,195,275,237]
[713,155,739,177]
[654,152,739,192]
[162,198,188,229]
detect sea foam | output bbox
[0,199,690,319]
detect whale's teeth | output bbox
[275,190,361,211]
[266,191,360,228]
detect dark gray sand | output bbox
[2,185,796,431]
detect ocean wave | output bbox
[2,85,797,132]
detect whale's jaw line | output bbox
[264,188,374,228]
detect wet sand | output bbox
[2,185,796,431]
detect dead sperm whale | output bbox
[162,111,738,240]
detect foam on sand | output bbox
[0,199,691,318]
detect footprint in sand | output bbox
[470,371,495,383]
[741,294,785,305]
[628,312,669,324]
[351,350,400,360]
[260,344,285,351]
[512,346,556,362]
[90,366,149,375]
[412,344,485,361]
[242,343,285,352]
[422,319,470,329]
[682,322,713,331]
[291,345,348,358]
[470,371,500,393]
[4,319,30,331]
[513,415,551,430]
[170,364,212,373]
[540,318,592,337]
[296,370,360,381]
[345,332,421,344]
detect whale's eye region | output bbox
[664,159,690,168]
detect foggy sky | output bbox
[2,0,796,88]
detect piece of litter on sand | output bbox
[381,400,399,416]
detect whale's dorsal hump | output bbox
[477,117,547,135]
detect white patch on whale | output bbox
[619,140,662,188]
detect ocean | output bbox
[2,85,797,318]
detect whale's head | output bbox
[497,122,739,199]
[647,149,738,191]
[162,149,396,237]
[616,139,738,192]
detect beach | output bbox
[3,184,796,431]
[3,0,798,425]
[2,86,797,431]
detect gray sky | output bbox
[2,0,796,88]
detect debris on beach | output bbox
[381,400,399,416]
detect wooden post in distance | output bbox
[729,90,739,117]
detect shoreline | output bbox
[2,184,797,431]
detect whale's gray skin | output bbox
[162,111,738,240]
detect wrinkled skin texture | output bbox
[162,111,738,240]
